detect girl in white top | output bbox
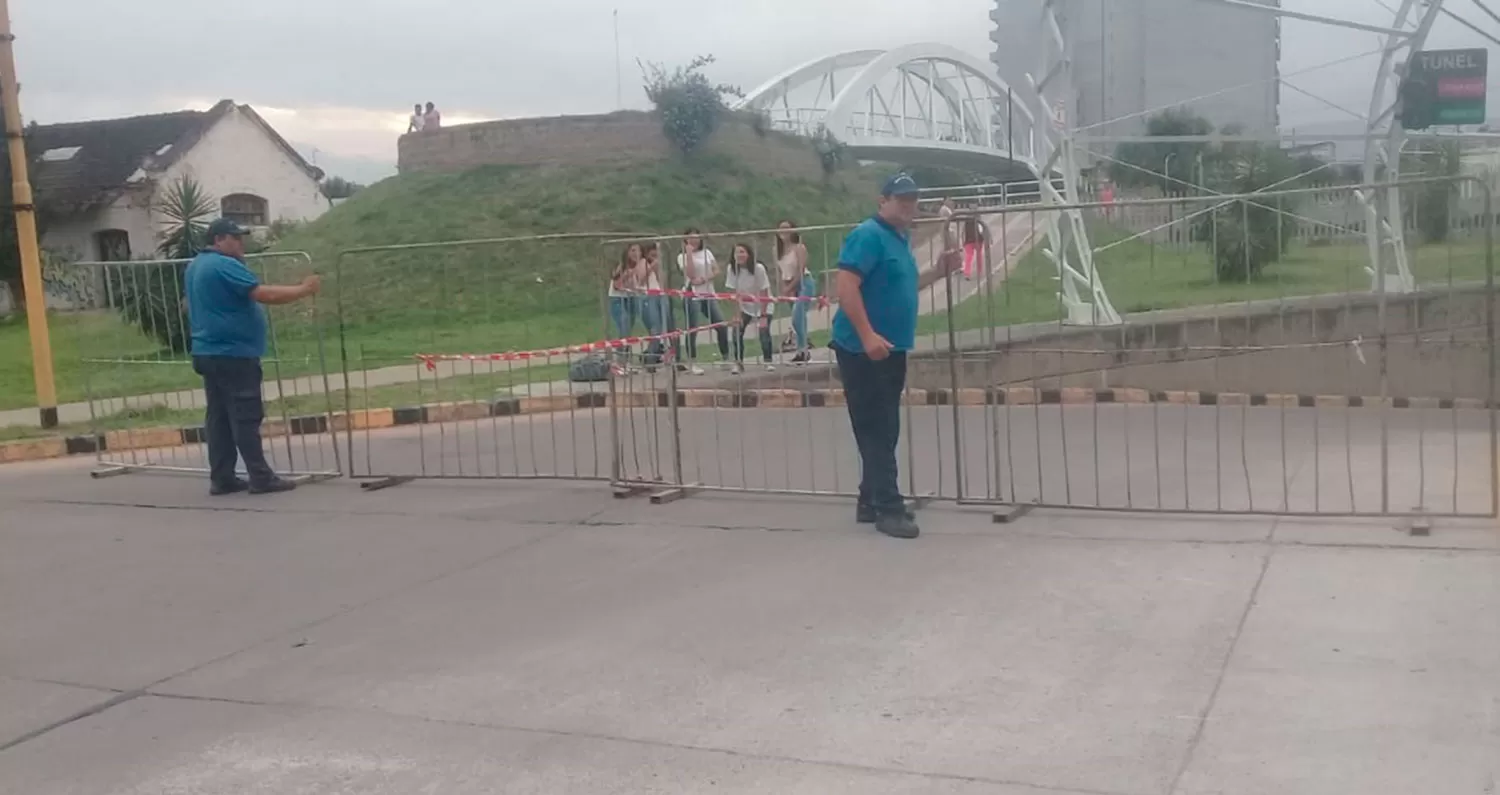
[608,243,642,349]
[725,242,775,374]
[676,228,729,372]
[776,219,814,365]
[639,242,677,370]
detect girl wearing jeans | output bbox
[639,242,684,370]
[725,242,775,375]
[776,219,814,365]
[678,229,728,374]
[608,243,643,364]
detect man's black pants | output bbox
[834,345,907,515]
[192,356,275,487]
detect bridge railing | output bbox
[917,179,1068,209]
[756,107,1035,159]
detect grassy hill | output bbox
[0,154,883,414]
[269,155,884,365]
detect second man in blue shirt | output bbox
[831,172,923,539]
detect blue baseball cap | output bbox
[206,217,252,239]
[881,172,920,197]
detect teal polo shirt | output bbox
[830,215,919,353]
[185,250,266,358]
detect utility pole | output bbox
[613,9,622,109]
[0,0,56,428]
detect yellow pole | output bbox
[0,0,57,428]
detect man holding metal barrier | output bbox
[185,218,321,496]
[831,173,922,539]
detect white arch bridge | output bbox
[733,43,1042,182]
[733,40,1109,323]
[734,0,1474,324]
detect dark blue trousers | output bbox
[833,345,907,514]
[192,356,275,487]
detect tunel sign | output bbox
[1403,48,1488,128]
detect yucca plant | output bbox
[112,176,217,354]
[155,175,216,259]
[1195,144,1298,282]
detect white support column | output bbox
[1362,0,1443,294]
[928,60,937,140]
[1027,0,1121,326]
[901,69,910,139]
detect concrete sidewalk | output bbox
[0,451,1495,794]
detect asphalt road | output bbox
[1,406,1496,794]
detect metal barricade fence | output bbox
[932,176,1494,519]
[332,233,655,489]
[597,218,972,502]
[62,251,342,482]
[591,177,1493,520]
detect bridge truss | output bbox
[736,0,1469,325]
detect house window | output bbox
[94,229,132,262]
[221,193,268,227]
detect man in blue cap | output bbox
[831,172,922,539]
[185,218,321,495]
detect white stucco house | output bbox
[28,99,329,265]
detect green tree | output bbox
[639,55,743,155]
[1110,109,1215,194]
[1408,140,1461,244]
[320,175,363,199]
[1196,142,1300,281]
[111,175,215,353]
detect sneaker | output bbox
[249,477,298,495]
[791,351,811,365]
[689,365,705,376]
[875,512,921,540]
[675,363,689,373]
[856,504,916,524]
[729,364,743,375]
[766,364,776,372]
[210,478,250,496]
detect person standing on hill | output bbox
[422,101,442,131]
[407,103,425,134]
[831,173,922,539]
[185,218,321,496]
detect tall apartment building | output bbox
[990,0,1281,139]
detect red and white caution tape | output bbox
[415,320,734,371]
[627,287,832,308]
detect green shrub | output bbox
[640,55,743,155]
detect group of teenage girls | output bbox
[607,221,818,375]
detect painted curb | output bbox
[1,388,1490,466]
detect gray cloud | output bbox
[14,0,1500,169]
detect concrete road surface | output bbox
[0,411,1497,794]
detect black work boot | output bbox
[857,503,915,524]
[210,478,250,496]
[249,477,297,495]
[874,511,921,540]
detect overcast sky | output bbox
[14,0,1500,180]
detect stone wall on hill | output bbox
[398,111,826,179]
